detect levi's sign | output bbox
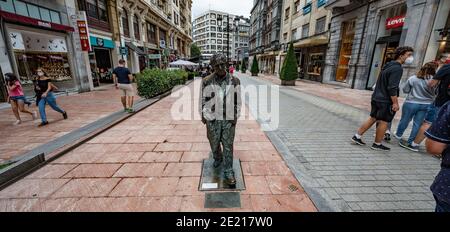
[386,15,405,29]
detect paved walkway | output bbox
[250,72,405,120]
[0,79,316,212]
[0,85,139,163]
[237,72,440,212]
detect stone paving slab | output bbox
[0,84,141,163]
[236,72,440,212]
[0,79,317,212]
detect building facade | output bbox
[118,0,192,73]
[280,0,331,82]
[193,10,249,65]
[324,0,441,90]
[0,0,90,101]
[249,0,283,75]
[233,17,251,66]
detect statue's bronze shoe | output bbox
[213,159,223,168]
[224,171,236,186]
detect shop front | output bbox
[294,33,328,82]
[89,35,115,85]
[0,11,76,98]
[424,0,450,65]
[366,3,407,89]
[147,49,161,69]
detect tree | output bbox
[250,55,259,76]
[240,59,246,73]
[190,44,201,58]
[280,42,298,85]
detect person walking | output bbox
[113,59,135,113]
[34,68,67,127]
[394,62,437,152]
[425,101,450,212]
[351,46,414,151]
[229,65,235,75]
[409,59,450,150]
[5,73,36,125]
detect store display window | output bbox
[336,19,356,82]
[307,53,324,76]
[9,30,73,86]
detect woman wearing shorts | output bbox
[5,73,36,125]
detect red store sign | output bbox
[386,15,405,29]
[77,20,90,51]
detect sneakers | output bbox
[13,120,21,125]
[399,140,419,152]
[62,111,68,119]
[351,135,366,146]
[371,143,391,151]
[384,133,391,141]
[38,121,49,127]
[126,108,134,113]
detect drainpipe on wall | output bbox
[351,0,372,89]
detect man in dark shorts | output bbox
[425,101,450,212]
[352,46,414,151]
[113,59,134,113]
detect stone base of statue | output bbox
[199,153,245,191]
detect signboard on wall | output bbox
[386,15,405,30]
[76,12,91,51]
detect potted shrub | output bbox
[250,55,259,76]
[240,59,246,73]
[280,42,298,86]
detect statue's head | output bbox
[210,53,227,76]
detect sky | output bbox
[192,0,254,19]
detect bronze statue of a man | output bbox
[200,53,241,186]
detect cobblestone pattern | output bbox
[239,74,440,212]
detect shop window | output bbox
[9,30,73,89]
[14,0,28,17]
[27,4,40,19]
[315,16,326,34]
[307,53,324,77]
[336,19,356,82]
[134,15,140,40]
[50,11,61,24]
[302,23,309,38]
[39,8,51,22]
[0,0,15,13]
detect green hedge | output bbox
[188,71,199,80]
[136,68,188,98]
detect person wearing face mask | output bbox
[436,53,450,71]
[352,46,414,151]
[34,68,67,127]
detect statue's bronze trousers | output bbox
[206,120,236,173]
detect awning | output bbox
[376,34,401,44]
[125,42,146,55]
[293,34,329,48]
[0,10,74,32]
